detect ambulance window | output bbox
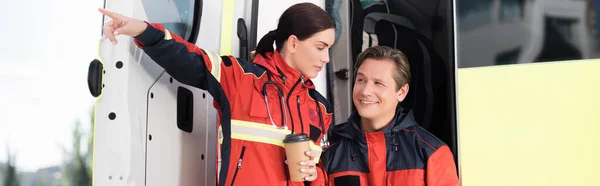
[495,48,521,65]
[458,0,594,68]
[142,0,202,43]
[458,0,494,31]
[499,0,524,22]
[548,18,575,40]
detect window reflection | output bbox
[143,0,196,41]
[458,0,599,68]
[500,0,524,22]
[458,0,494,31]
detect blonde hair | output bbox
[354,46,411,90]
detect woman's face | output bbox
[287,28,335,78]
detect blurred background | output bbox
[0,0,104,185]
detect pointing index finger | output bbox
[98,8,121,20]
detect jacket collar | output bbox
[331,105,418,140]
[253,51,315,90]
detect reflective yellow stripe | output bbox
[205,50,222,82]
[219,0,234,55]
[231,119,292,135]
[231,133,286,147]
[219,120,323,162]
[218,120,289,146]
[164,29,173,40]
[92,38,106,186]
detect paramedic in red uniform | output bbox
[320,46,459,186]
[98,3,334,186]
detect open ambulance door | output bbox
[89,0,219,185]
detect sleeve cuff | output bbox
[134,22,164,47]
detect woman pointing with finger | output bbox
[99,2,335,186]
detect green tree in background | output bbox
[60,108,94,186]
[3,144,20,186]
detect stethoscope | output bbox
[261,69,330,149]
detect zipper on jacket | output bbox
[285,75,304,133]
[275,66,287,85]
[389,130,400,152]
[350,141,358,161]
[296,96,305,134]
[230,146,246,186]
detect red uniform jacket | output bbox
[134,22,333,186]
[321,106,459,186]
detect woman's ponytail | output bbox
[255,30,277,58]
[252,3,335,61]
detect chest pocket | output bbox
[249,81,286,128]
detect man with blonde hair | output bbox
[321,46,459,186]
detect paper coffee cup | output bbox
[283,133,311,182]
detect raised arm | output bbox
[132,22,216,89]
[99,8,243,95]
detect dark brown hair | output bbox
[254,3,335,57]
[354,46,411,90]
